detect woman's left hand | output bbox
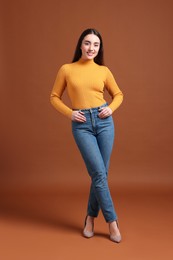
[98,107,112,118]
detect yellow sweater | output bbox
[50,59,123,119]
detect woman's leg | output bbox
[87,115,115,218]
[72,119,117,223]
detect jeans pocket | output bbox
[98,115,112,120]
[71,120,86,132]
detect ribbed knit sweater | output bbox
[50,59,123,119]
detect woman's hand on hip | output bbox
[98,107,112,118]
[72,111,86,122]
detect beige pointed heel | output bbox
[109,220,122,243]
[83,216,94,238]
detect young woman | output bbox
[50,28,123,243]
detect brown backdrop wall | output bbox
[1,0,173,192]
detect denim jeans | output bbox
[72,103,117,223]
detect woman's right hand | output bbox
[72,111,86,122]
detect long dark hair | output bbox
[72,28,104,65]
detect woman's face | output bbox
[80,34,100,60]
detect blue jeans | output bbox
[72,103,117,223]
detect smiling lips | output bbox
[87,52,94,56]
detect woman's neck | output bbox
[78,58,95,64]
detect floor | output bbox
[0,187,172,260]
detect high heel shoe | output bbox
[109,220,122,243]
[83,216,94,238]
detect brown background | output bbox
[0,0,173,259]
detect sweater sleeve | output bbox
[105,67,123,113]
[50,65,73,119]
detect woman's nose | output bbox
[89,44,94,51]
